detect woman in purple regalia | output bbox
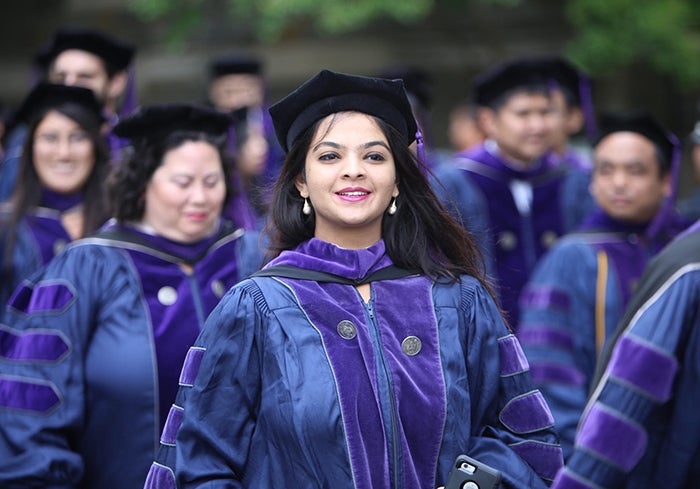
[143,69,562,489]
[0,82,110,310]
[0,104,265,489]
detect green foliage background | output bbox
[127,0,700,89]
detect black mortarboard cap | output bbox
[472,58,549,107]
[209,54,263,79]
[35,27,135,72]
[377,65,434,109]
[538,56,586,106]
[268,69,417,153]
[11,82,105,126]
[113,103,233,145]
[595,112,676,166]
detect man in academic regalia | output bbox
[517,112,691,460]
[433,58,595,330]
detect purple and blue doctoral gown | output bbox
[436,140,595,329]
[144,238,563,489]
[551,219,700,489]
[516,209,689,459]
[0,219,264,489]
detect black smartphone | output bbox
[445,454,502,489]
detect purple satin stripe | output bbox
[520,286,570,311]
[554,470,596,489]
[0,328,69,362]
[608,335,678,402]
[498,335,529,376]
[500,391,554,434]
[0,376,61,413]
[577,403,646,471]
[179,347,205,386]
[144,463,176,489]
[517,326,574,351]
[510,441,564,481]
[11,282,75,315]
[530,362,585,385]
[160,405,184,445]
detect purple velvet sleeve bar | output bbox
[0,326,70,363]
[608,335,678,402]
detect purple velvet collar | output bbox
[267,238,394,280]
[579,208,649,235]
[116,221,224,262]
[40,189,84,212]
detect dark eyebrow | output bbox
[312,140,390,152]
[361,141,391,151]
[312,141,342,152]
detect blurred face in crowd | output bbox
[236,123,269,180]
[546,89,585,155]
[49,49,127,114]
[33,110,96,194]
[448,105,485,152]
[590,131,670,223]
[143,140,227,243]
[481,91,552,167]
[296,111,399,249]
[209,74,265,112]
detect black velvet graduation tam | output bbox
[539,56,586,106]
[35,27,135,72]
[113,103,233,146]
[268,69,418,153]
[471,59,549,108]
[12,82,105,126]
[376,65,434,110]
[595,112,676,168]
[209,54,263,79]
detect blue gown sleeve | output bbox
[552,270,700,489]
[516,240,600,460]
[145,281,262,489]
[452,279,564,488]
[0,244,136,488]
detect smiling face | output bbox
[590,131,671,223]
[32,110,96,194]
[295,112,399,249]
[142,140,227,243]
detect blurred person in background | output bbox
[0,83,110,310]
[433,57,595,330]
[517,112,691,459]
[0,103,264,489]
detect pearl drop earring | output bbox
[302,198,312,215]
[388,197,397,215]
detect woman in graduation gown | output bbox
[0,83,110,309]
[0,103,265,489]
[144,70,563,489]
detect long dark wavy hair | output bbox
[107,131,234,222]
[264,113,495,295]
[1,102,110,281]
